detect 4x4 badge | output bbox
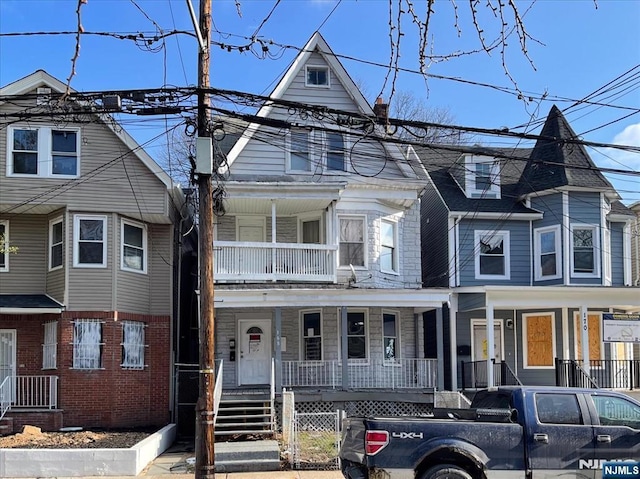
[392,432,424,439]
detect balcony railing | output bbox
[461,359,522,389]
[214,241,337,282]
[0,375,58,420]
[282,359,438,390]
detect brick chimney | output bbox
[373,96,389,123]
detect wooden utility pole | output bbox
[195,0,215,477]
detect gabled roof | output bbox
[223,32,415,178]
[517,105,615,196]
[416,145,538,215]
[0,70,174,189]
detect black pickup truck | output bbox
[340,386,640,479]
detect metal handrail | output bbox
[213,359,224,423]
[0,377,11,421]
[270,358,276,432]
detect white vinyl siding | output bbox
[72,320,103,369]
[121,219,147,274]
[534,225,561,280]
[49,217,63,271]
[7,126,80,178]
[73,215,107,268]
[121,321,145,369]
[42,321,57,370]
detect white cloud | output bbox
[609,123,640,171]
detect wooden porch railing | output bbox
[282,359,438,390]
[0,375,59,420]
[214,241,338,282]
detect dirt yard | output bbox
[0,425,151,449]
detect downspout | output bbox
[448,298,458,390]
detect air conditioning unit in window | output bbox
[36,87,52,105]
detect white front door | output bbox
[0,330,17,402]
[238,319,272,385]
[473,323,503,361]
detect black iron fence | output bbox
[461,359,522,389]
[555,358,640,390]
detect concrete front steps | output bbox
[215,391,274,438]
[215,439,281,473]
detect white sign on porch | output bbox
[602,313,640,343]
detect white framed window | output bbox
[474,230,510,280]
[382,310,400,361]
[339,309,369,360]
[522,313,556,369]
[300,310,322,361]
[339,216,366,268]
[305,65,330,87]
[288,129,312,172]
[326,132,346,171]
[0,220,9,272]
[571,224,599,277]
[534,225,561,280]
[72,319,103,369]
[42,321,58,370]
[7,126,80,178]
[121,219,147,274]
[603,225,611,285]
[49,217,63,271]
[464,155,500,198]
[380,219,398,274]
[121,321,146,369]
[73,215,107,268]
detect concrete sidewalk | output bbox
[141,473,343,479]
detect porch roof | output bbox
[211,287,450,312]
[0,294,65,314]
[454,286,640,313]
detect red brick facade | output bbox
[1,311,171,431]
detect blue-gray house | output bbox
[418,106,640,391]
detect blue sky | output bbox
[1,0,638,204]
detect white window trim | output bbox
[121,219,148,274]
[0,220,9,272]
[304,65,330,88]
[380,218,399,275]
[49,216,64,271]
[73,215,107,268]
[337,308,369,362]
[6,125,80,179]
[121,320,147,370]
[338,215,368,270]
[572,311,605,364]
[71,319,104,370]
[522,312,557,369]
[570,223,600,278]
[474,230,511,280]
[534,225,562,281]
[470,319,505,361]
[603,225,612,286]
[382,309,401,362]
[299,309,323,361]
[286,129,315,174]
[42,320,58,370]
[324,130,349,173]
[464,155,501,198]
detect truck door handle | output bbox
[597,435,611,443]
[533,433,548,443]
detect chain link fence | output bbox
[292,411,341,470]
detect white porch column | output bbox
[275,307,282,394]
[562,307,570,359]
[436,307,445,391]
[449,296,458,390]
[271,201,277,280]
[486,301,495,387]
[580,305,590,375]
[341,306,349,390]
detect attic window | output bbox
[305,66,329,87]
[464,155,501,199]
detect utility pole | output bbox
[194,0,215,477]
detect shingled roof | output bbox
[517,105,615,195]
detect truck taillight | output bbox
[365,430,389,455]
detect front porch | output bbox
[1,375,59,434]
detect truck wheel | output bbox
[420,464,474,479]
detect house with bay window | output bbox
[0,70,193,433]
[418,105,640,392]
[206,32,449,435]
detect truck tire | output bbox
[420,464,474,479]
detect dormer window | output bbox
[464,155,500,199]
[305,65,329,87]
